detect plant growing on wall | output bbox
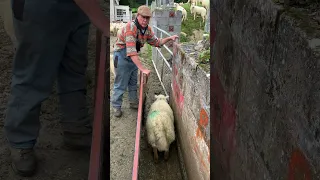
[199,49,210,64]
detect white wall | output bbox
[114,5,131,22]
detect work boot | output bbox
[10,147,37,177]
[63,130,92,150]
[129,101,139,109]
[114,108,122,117]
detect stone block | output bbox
[271,12,320,176]
[182,75,195,108]
[229,127,273,180]
[180,106,209,180]
[213,0,320,178]
[230,0,281,75]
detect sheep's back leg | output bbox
[153,147,159,163]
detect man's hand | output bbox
[130,55,151,76]
[160,35,179,46]
[170,35,179,41]
[141,68,151,77]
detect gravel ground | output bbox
[109,35,183,180]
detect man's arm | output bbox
[130,55,151,76]
[73,0,109,37]
[160,35,179,46]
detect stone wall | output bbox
[170,43,211,180]
[212,0,320,179]
[149,4,212,179]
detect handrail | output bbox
[88,30,108,180]
[152,25,171,37]
[155,47,172,71]
[132,72,148,180]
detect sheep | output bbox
[187,0,200,6]
[190,4,207,23]
[180,32,187,37]
[110,54,116,77]
[110,23,117,36]
[176,5,187,22]
[201,0,209,10]
[146,94,175,162]
[110,22,126,37]
[116,28,122,37]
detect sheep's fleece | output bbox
[146,94,175,152]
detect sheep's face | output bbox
[155,94,169,103]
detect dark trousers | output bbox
[4,0,92,148]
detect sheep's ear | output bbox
[155,95,158,99]
[166,96,169,101]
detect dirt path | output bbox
[109,36,183,179]
[0,17,97,180]
[109,36,137,180]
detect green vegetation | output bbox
[197,49,210,72]
[143,44,153,63]
[179,35,189,42]
[131,8,137,13]
[146,44,152,59]
[120,0,146,9]
[179,3,206,42]
[198,49,210,64]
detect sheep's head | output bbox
[155,94,169,103]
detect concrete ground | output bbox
[109,36,183,179]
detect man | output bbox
[111,5,179,117]
[4,0,109,177]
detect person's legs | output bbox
[111,48,132,117]
[4,0,71,176]
[57,17,92,149]
[127,58,139,109]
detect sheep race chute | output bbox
[132,72,148,180]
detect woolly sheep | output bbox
[146,94,175,162]
[116,28,122,37]
[201,0,209,10]
[176,5,187,22]
[110,22,126,36]
[190,4,207,23]
[174,2,184,6]
[180,32,187,37]
[187,0,200,6]
[110,23,116,36]
[110,54,116,76]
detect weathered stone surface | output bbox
[271,10,320,178]
[170,36,211,180]
[213,0,320,179]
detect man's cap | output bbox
[137,5,152,17]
